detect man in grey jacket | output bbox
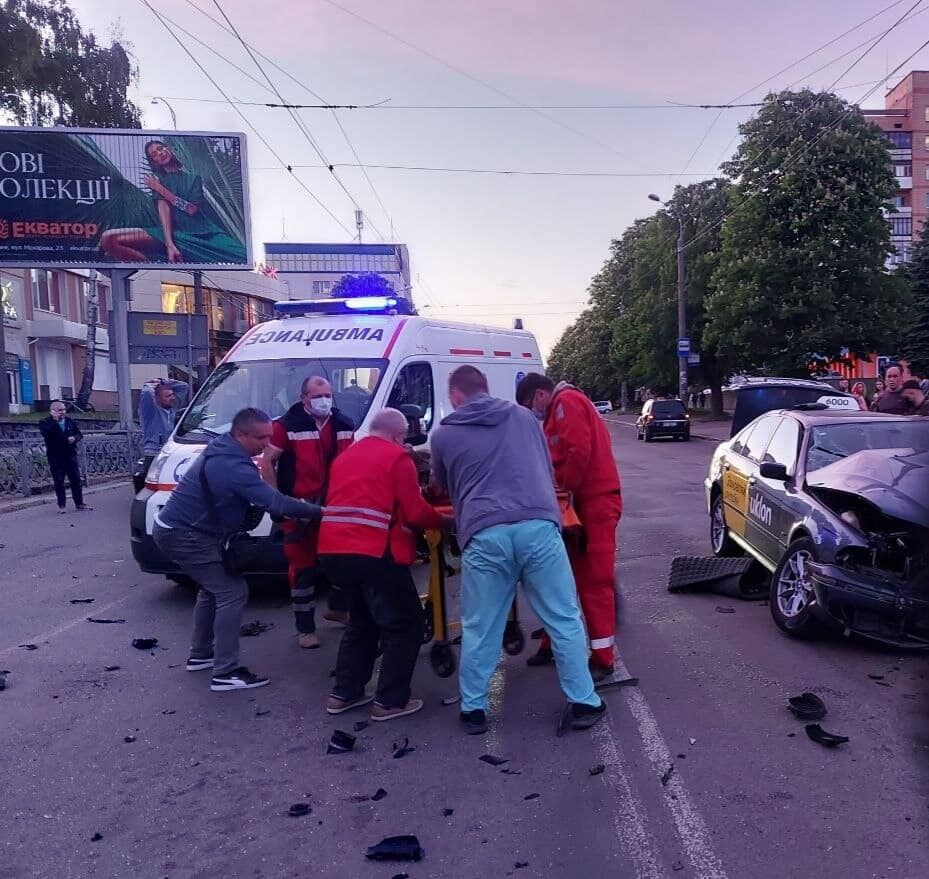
[154,408,322,692]
[430,366,604,735]
[138,377,189,476]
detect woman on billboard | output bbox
[99,140,245,265]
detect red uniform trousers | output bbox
[539,491,621,670]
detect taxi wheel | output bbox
[709,493,741,557]
[769,538,824,638]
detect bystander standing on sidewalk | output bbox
[38,401,92,514]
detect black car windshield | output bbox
[806,421,929,473]
[176,357,387,439]
[652,400,686,418]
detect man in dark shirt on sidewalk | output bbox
[38,401,92,514]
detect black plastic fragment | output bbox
[123,735,136,743]
[668,555,754,593]
[500,768,522,775]
[0,672,7,691]
[442,808,454,817]
[365,835,424,862]
[867,673,884,680]
[327,729,356,754]
[256,709,271,717]
[104,665,120,672]
[660,765,675,786]
[391,874,410,879]
[589,764,605,776]
[131,638,158,650]
[288,803,312,817]
[523,793,540,801]
[672,862,685,872]
[19,644,37,651]
[87,617,125,624]
[788,692,827,721]
[353,720,368,732]
[715,606,735,614]
[162,709,175,715]
[372,788,388,802]
[805,724,849,747]
[515,862,529,870]
[874,680,892,688]
[392,737,415,759]
[479,754,509,766]
[91,832,103,842]
[69,598,95,604]
[240,620,273,637]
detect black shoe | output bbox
[526,646,554,667]
[460,709,487,735]
[589,662,615,684]
[570,700,607,730]
[210,666,270,692]
[186,655,214,672]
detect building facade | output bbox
[862,70,929,265]
[263,242,411,300]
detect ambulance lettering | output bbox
[304,327,384,347]
[749,491,773,528]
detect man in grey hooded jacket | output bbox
[154,408,322,692]
[430,365,604,735]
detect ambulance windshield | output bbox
[176,357,387,438]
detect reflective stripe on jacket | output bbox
[318,436,443,563]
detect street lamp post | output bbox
[151,97,177,130]
[649,193,688,403]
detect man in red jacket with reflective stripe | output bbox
[261,376,355,649]
[517,374,623,679]
[318,408,450,723]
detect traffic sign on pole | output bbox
[677,337,691,357]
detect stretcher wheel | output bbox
[502,620,525,656]
[430,642,456,677]
[422,600,435,644]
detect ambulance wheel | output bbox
[503,620,525,655]
[422,600,435,644]
[430,642,456,678]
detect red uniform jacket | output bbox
[544,383,622,510]
[270,403,354,501]
[318,436,443,564]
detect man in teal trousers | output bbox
[430,365,605,735]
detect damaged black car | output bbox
[705,410,929,647]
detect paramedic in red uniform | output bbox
[261,376,354,649]
[517,373,623,680]
[318,408,450,722]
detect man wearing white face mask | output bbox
[262,375,355,647]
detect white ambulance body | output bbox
[130,297,543,576]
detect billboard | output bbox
[0,128,251,270]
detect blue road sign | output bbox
[677,337,691,357]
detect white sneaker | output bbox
[210,666,269,691]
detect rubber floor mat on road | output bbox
[667,556,767,599]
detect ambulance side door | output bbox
[385,360,436,437]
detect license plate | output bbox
[661,421,676,427]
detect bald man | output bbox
[318,409,450,723]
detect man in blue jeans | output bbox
[430,365,605,735]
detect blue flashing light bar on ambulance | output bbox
[274,296,416,317]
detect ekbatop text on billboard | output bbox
[0,127,252,270]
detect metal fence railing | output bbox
[0,431,143,498]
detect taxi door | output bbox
[750,417,804,561]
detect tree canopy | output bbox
[330,272,397,299]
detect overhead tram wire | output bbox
[187,0,394,241]
[675,0,917,182]
[682,32,929,256]
[207,0,386,243]
[316,0,653,172]
[140,0,355,237]
[253,163,718,177]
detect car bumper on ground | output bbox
[809,561,929,648]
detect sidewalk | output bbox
[0,477,127,516]
[607,412,732,442]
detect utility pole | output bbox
[193,271,208,387]
[0,281,8,417]
[355,209,364,243]
[109,269,135,430]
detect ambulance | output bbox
[129,295,544,579]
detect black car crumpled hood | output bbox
[807,448,929,529]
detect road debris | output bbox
[392,737,415,759]
[479,754,509,766]
[240,620,273,637]
[588,764,605,776]
[523,793,540,801]
[353,720,368,732]
[104,665,120,672]
[515,862,529,870]
[0,671,8,691]
[873,680,892,688]
[131,638,158,650]
[19,644,38,651]
[715,606,735,614]
[660,765,675,786]
[441,695,460,706]
[327,730,356,754]
[442,808,454,816]
[500,768,522,775]
[372,788,388,801]
[288,803,312,817]
[255,709,271,717]
[365,835,424,862]
[91,833,103,842]
[162,709,175,715]
[689,738,697,746]
[788,692,827,721]
[87,617,125,624]
[867,673,884,680]
[805,724,849,748]
[69,598,94,604]
[123,735,136,743]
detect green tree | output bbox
[706,89,900,376]
[900,220,929,377]
[546,305,615,400]
[330,272,397,299]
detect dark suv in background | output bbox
[636,398,690,442]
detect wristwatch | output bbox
[173,196,191,212]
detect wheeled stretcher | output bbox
[420,493,582,677]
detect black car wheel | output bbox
[710,493,742,557]
[643,429,653,443]
[769,538,824,638]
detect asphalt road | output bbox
[1,423,927,879]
